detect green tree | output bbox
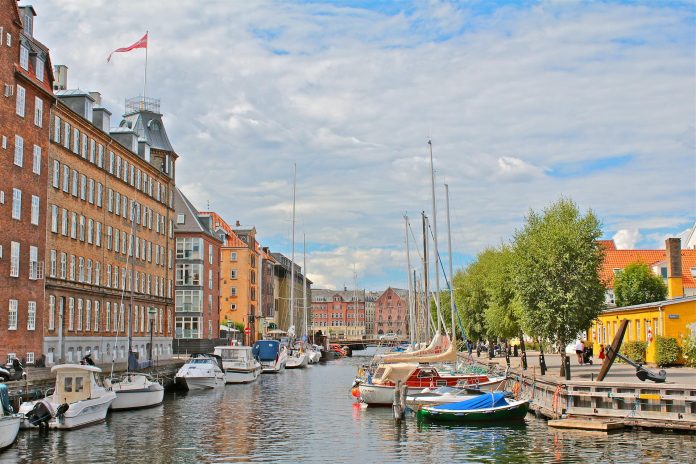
[614,261,667,307]
[512,198,606,369]
[482,246,521,340]
[452,253,494,342]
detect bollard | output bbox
[393,380,403,421]
[564,355,571,380]
[539,352,546,376]
[521,351,528,370]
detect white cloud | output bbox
[613,229,642,249]
[29,0,695,288]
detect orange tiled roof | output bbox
[597,240,617,251]
[601,248,696,289]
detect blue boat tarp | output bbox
[432,392,508,411]
[253,340,280,361]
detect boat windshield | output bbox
[189,359,214,365]
[433,386,458,394]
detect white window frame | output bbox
[16,84,25,116]
[12,188,21,220]
[30,195,39,225]
[27,301,36,330]
[8,299,18,330]
[14,135,23,166]
[34,97,43,127]
[32,145,41,174]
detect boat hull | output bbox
[286,353,308,369]
[20,392,116,430]
[261,362,285,374]
[417,400,530,423]
[0,416,21,449]
[224,366,261,384]
[111,385,164,410]
[359,384,423,406]
[176,375,225,390]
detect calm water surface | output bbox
[3,356,693,463]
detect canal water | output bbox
[3,356,694,463]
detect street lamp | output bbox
[148,307,156,364]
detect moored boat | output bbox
[0,384,20,449]
[214,345,262,384]
[253,340,287,373]
[110,373,164,410]
[405,385,485,410]
[417,392,529,423]
[175,354,226,390]
[19,364,116,429]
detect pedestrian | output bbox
[599,344,605,361]
[575,339,584,365]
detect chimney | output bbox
[236,220,241,227]
[666,238,684,299]
[53,65,68,91]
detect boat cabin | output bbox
[50,365,103,403]
[214,346,254,366]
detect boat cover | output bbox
[0,384,13,414]
[252,341,280,361]
[432,392,507,411]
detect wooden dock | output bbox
[548,418,624,431]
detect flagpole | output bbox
[143,30,148,100]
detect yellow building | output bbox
[592,238,696,363]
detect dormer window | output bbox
[176,214,185,224]
[612,268,622,275]
[23,14,33,36]
[35,57,44,82]
[691,268,696,278]
[20,44,29,70]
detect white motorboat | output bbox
[213,345,262,384]
[253,340,287,373]
[19,364,116,430]
[286,349,309,369]
[307,345,322,364]
[110,373,164,410]
[175,354,226,390]
[0,384,21,449]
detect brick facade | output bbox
[311,289,366,339]
[0,2,53,365]
[374,287,409,337]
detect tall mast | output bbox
[290,164,296,334]
[404,214,414,345]
[428,139,442,333]
[303,233,308,339]
[445,184,456,342]
[421,211,430,338]
[353,265,357,337]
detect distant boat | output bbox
[253,340,287,373]
[19,364,116,429]
[0,384,20,449]
[417,392,529,423]
[214,345,262,384]
[175,354,225,390]
[110,373,164,410]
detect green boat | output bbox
[417,392,530,423]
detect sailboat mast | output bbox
[404,215,414,345]
[290,164,296,333]
[428,139,442,334]
[421,211,430,337]
[445,184,456,342]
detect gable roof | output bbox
[601,244,696,289]
[173,188,222,242]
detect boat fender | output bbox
[351,387,360,398]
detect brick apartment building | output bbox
[0,2,54,365]
[311,288,366,339]
[374,287,409,337]
[272,252,312,337]
[173,188,221,340]
[43,69,177,364]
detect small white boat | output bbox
[308,345,322,364]
[175,354,226,390]
[286,343,309,369]
[213,345,262,384]
[0,384,21,449]
[253,340,287,373]
[110,373,164,410]
[19,364,116,430]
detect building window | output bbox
[62,165,69,192]
[60,252,66,279]
[27,301,36,330]
[176,264,202,286]
[8,300,18,330]
[50,249,56,277]
[30,195,39,225]
[35,58,44,82]
[176,290,203,312]
[10,242,19,277]
[32,145,41,174]
[48,295,55,330]
[34,97,43,127]
[29,246,38,280]
[176,238,202,259]
[176,214,185,224]
[68,298,75,330]
[11,188,21,220]
[52,160,60,187]
[230,287,237,297]
[230,252,237,261]
[19,44,29,69]
[230,269,237,279]
[16,85,25,116]
[14,135,23,166]
[61,209,68,235]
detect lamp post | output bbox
[148,307,156,363]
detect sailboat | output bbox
[303,234,321,365]
[286,166,308,369]
[110,201,164,410]
[0,384,20,449]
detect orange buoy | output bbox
[351,387,360,398]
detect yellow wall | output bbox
[592,299,696,364]
[219,247,258,330]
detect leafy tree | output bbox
[452,254,493,342]
[512,198,606,368]
[482,246,521,340]
[614,261,667,307]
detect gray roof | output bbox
[121,111,174,153]
[173,188,222,242]
[55,89,94,99]
[311,288,366,302]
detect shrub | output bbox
[620,341,647,363]
[654,336,681,366]
[682,328,696,368]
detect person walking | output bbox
[575,339,584,365]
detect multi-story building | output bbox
[0,2,54,365]
[259,246,276,330]
[272,252,311,337]
[310,288,366,340]
[44,70,177,364]
[374,287,409,338]
[173,188,222,340]
[364,291,379,335]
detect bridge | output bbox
[330,338,405,352]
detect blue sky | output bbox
[30,0,695,290]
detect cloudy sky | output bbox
[30,0,695,290]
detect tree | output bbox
[482,246,521,341]
[452,254,493,342]
[512,198,606,368]
[614,261,667,306]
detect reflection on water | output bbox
[2,357,694,463]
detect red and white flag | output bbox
[107,33,148,63]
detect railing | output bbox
[125,96,160,114]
